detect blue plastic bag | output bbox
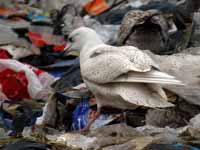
[71,98,89,130]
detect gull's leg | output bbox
[80,107,101,132]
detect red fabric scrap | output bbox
[0,8,11,15]
[28,32,66,51]
[0,69,30,100]
[84,0,109,16]
[0,49,11,59]
[53,44,66,52]
[27,32,46,48]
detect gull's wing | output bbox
[81,45,183,85]
[115,83,174,108]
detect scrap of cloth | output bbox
[0,59,55,101]
[0,69,30,100]
[0,49,11,59]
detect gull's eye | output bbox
[68,37,74,42]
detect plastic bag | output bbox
[0,45,34,59]
[0,59,55,100]
[84,16,119,44]
[84,0,109,15]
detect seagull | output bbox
[64,27,184,131]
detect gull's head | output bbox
[64,27,103,55]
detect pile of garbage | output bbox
[0,0,200,149]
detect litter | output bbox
[0,1,200,150]
[0,59,55,100]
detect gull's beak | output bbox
[62,44,79,56]
[62,44,72,56]
[64,44,70,52]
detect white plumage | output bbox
[65,27,184,111]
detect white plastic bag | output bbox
[0,59,55,100]
[0,45,34,59]
[84,16,119,44]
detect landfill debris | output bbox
[3,140,49,150]
[189,113,200,129]
[118,9,171,54]
[117,0,196,54]
[35,94,57,127]
[56,133,98,150]
[0,59,54,100]
[0,45,34,59]
[18,123,200,150]
[190,12,200,47]
[102,136,156,150]
[0,25,19,45]
[83,16,120,44]
[0,128,7,138]
[0,0,200,150]
[147,48,200,106]
[60,4,85,36]
[84,0,109,16]
[146,100,200,128]
[51,60,83,90]
[144,144,200,150]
